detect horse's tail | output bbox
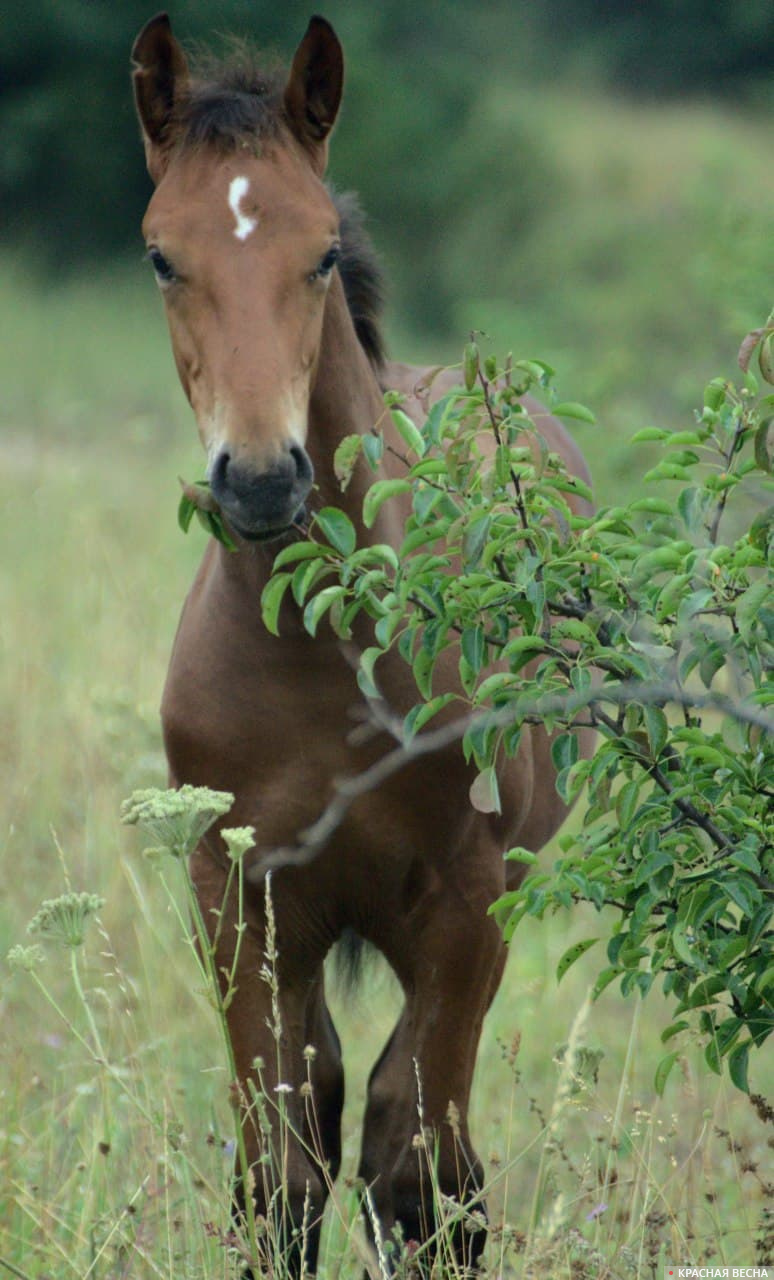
[332,926,372,989]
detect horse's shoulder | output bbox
[381,360,460,422]
[381,362,592,513]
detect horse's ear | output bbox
[283,16,343,172]
[131,12,190,182]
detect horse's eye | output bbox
[148,247,175,283]
[313,244,341,280]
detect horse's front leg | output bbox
[190,850,334,1276]
[360,860,507,1273]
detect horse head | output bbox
[132,14,345,540]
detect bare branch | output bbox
[248,676,772,879]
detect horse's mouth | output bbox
[230,505,308,544]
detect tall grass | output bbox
[1,89,771,1277]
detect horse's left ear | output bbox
[131,12,190,183]
[283,16,343,173]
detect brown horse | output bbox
[132,13,592,1274]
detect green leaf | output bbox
[412,647,436,699]
[404,693,457,737]
[671,922,700,968]
[703,378,727,409]
[592,966,619,1000]
[629,497,675,515]
[390,408,426,456]
[643,705,669,758]
[315,507,356,556]
[749,504,774,551]
[643,462,692,483]
[260,572,292,636]
[698,644,725,690]
[196,509,237,551]
[303,585,348,637]
[503,635,547,662]
[505,847,539,865]
[333,433,363,489]
[292,558,326,606]
[551,732,579,772]
[178,492,196,533]
[737,579,771,643]
[668,430,706,445]
[615,778,641,830]
[272,541,327,570]
[634,849,674,888]
[463,341,479,391]
[358,646,383,698]
[473,671,517,703]
[631,426,670,442]
[362,432,384,470]
[462,514,491,567]
[660,1020,689,1043]
[556,937,598,983]
[728,1041,750,1093]
[551,401,596,425]
[547,474,594,503]
[654,1050,680,1096]
[461,626,486,675]
[724,877,756,918]
[363,478,413,528]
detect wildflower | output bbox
[120,786,234,860]
[222,826,255,862]
[7,943,45,972]
[26,892,105,950]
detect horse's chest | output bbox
[162,603,364,793]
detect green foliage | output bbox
[178,479,237,551]
[263,321,774,1094]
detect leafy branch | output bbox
[258,320,774,1096]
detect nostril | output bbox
[210,450,231,495]
[288,443,313,484]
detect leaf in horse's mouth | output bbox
[177,477,237,550]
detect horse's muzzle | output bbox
[208,444,314,541]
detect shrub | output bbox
[261,318,774,1095]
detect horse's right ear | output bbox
[131,12,190,182]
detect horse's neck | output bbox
[305,273,385,520]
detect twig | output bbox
[247,677,771,878]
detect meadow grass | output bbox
[1,89,772,1276]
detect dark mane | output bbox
[173,42,286,150]
[332,191,386,370]
[172,43,386,370]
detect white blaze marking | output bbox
[228,175,257,241]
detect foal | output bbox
[132,13,592,1272]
